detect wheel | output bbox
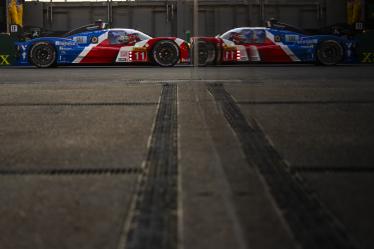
[192,41,216,66]
[29,42,56,68]
[316,40,344,66]
[152,40,180,67]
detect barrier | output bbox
[356,30,374,63]
[0,33,16,66]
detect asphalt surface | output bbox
[0,65,374,249]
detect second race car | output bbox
[16,21,190,68]
[192,19,357,66]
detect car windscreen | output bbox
[136,31,152,40]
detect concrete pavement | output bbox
[0,65,374,249]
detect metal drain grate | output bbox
[291,166,374,173]
[0,102,158,107]
[0,168,143,176]
[125,84,178,249]
[237,100,374,105]
[208,83,360,249]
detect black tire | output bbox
[316,40,344,66]
[152,40,180,67]
[29,42,56,68]
[192,40,216,66]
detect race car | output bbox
[192,19,357,66]
[15,21,190,68]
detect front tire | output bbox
[29,42,56,68]
[316,40,344,66]
[192,40,216,66]
[152,40,180,67]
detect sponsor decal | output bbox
[180,58,191,63]
[118,50,132,62]
[299,45,314,49]
[0,55,11,65]
[10,25,18,33]
[285,35,299,42]
[91,36,98,44]
[55,41,76,46]
[133,47,147,52]
[73,36,87,44]
[361,52,374,63]
[298,39,319,45]
[222,45,236,51]
[59,47,73,51]
[355,22,364,30]
[120,50,129,57]
[18,45,27,60]
[274,35,281,42]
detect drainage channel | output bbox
[208,83,360,249]
[291,166,374,173]
[237,100,374,105]
[123,84,178,249]
[0,168,143,175]
[0,102,158,107]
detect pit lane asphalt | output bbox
[0,65,374,249]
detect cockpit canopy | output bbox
[63,20,110,37]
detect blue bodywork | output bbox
[220,26,358,64]
[267,28,357,63]
[15,30,107,66]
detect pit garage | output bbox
[1,1,374,249]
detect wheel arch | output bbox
[149,39,181,67]
[315,38,345,65]
[28,41,58,68]
[192,38,219,66]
